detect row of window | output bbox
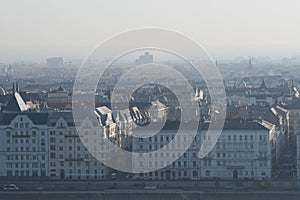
[137,152,198,159]
[13,122,30,129]
[144,170,198,178]
[7,170,46,177]
[7,138,46,145]
[7,154,46,160]
[6,162,46,169]
[7,130,45,136]
[215,134,266,142]
[204,170,267,177]
[7,146,46,152]
[216,142,256,149]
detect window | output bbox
[205,170,210,176]
[193,171,198,177]
[6,131,11,137]
[50,138,56,143]
[32,131,37,136]
[193,161,196,167]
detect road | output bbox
[1,190,300,200]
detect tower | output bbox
[247,58,253,71]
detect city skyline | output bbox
[0,0,300,62]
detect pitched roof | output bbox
[2,92,28,112]
[0,112,48,125]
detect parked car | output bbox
[110,173,117,179]
[144,186,157,190]
[223,185,234,189]
[3,184,19,191]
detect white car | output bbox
[3,184,19,191]
[110,173,117,179]
[144,186,157,190]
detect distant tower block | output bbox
[247,58,254,71]
[47,57,64,67]
[135,52,153,66]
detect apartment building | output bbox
[0,112,49,180]
[132,120,277,180]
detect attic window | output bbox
[20,117,23,122]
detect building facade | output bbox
[132,120,276,180]
[0,113,49,180]
[47,111,110,180]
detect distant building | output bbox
[46,57,64,67]
[248,58,253,71]
[135,52,153,66]
[47,86,70,110]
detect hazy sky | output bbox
[0,0,299,62]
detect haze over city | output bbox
[2,1,300,200]
[0,0,300,62]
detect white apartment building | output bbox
[132,120,276,180]
[47,111,110,180]
[296,128,300,181]
[0,112,49,180]
[132,128,202,180]
[201,120,275,180]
